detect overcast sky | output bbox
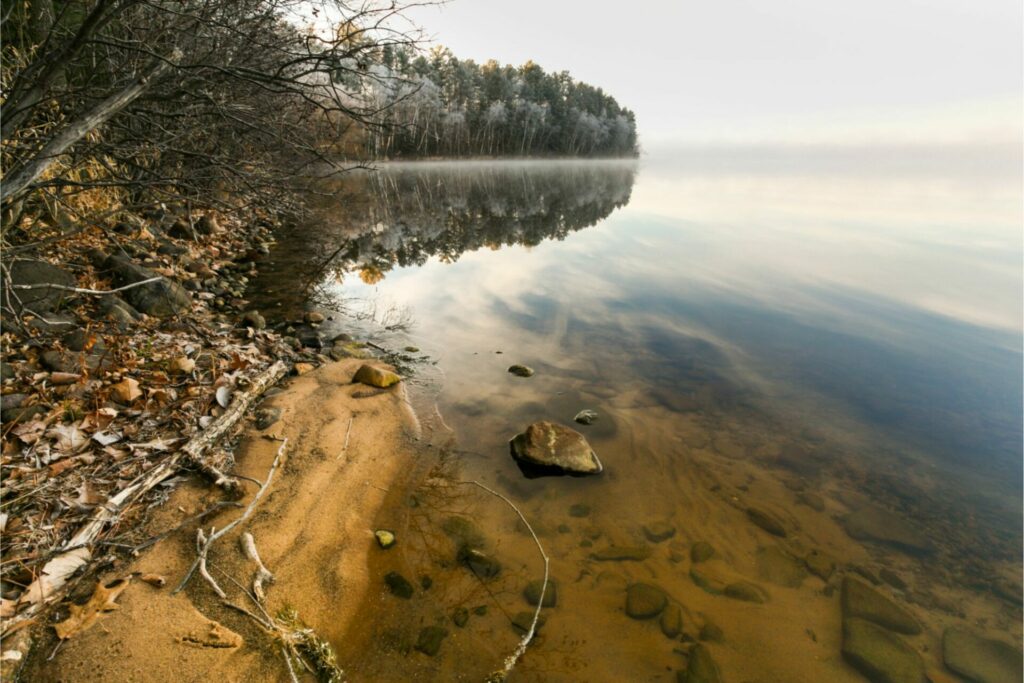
[407,0,1023,146]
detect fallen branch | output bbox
[1,360,288,639]
[336,416,354,460]
[240,532,274,603]
[461,480,549,682]
[9,276,162,296]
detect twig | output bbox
[9,276,162,295]
[240,532,274,603]
[460,480,549,682]
[282,647,300,683]
[336,416,354,460]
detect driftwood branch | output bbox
[9,276,162,296]
[240,532,274,603]
[0,360,288,639]
[461,480,549,682]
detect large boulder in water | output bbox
[509,421,603,475]
[943,627,1023,683]
[843,506,932,555]
[841,577,921,635]
[842,617,926,683]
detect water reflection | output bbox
[248,154,1023,681]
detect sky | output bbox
[407,0,1023,147]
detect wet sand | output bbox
[26,359,424,682]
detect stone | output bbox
[458,546,501,580]
[352,364,401,388]
[756,546,808,588]
[943,626,1023,683]
[660,603,683,638]
[0,362,16,381]
[293,362,314,375]
[842,617,926,683]
[524,579,556,608]
[240,310,266,329]
[2,404,45,423]
[724,581,768,603]
[591,545,652,562]
[329,341,370,361]
[255,407,281,430]
[404,346,420,353]
[747,506,787,537]
[511,611,546,633]
[699,621,724,642]
[3,260,75,312]
[442,516,487,550]
[374,530,396,549]
[851,565,883,585]
[507,364,534,377]
[796,491,826,512]
[690,542,715,563]
[384,571,413,598]
[452,607,469,627]
[304,311,325,324]
[196,214,220,235]
[294,326,324,350]
[574,409,598,425]
[415,626,447,656]
[509,421,603,475]
[843,507,932,555]
[685,644,723,683]
[569,503,591,517]
[103,255,191,317]
[643,521,677,543]
[626,583,668,619]
[804,550,836,581]
[419,575,432,590]
[168,219,194,239]
[879,568,907,591]
[841,577,921,635]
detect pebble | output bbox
[374,530,396,549]
[507,364,534,377]
[384,571,413,599]
[574,409,598,425]
[625,583,668,619]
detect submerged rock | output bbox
[685,644,723,683]
[843,507,932,555]
[756,546,807,588]
[724,581,768,603]
[746,506,787,537]
[509,421,603,475]
[255,407,282,430]
[508,364,534,377]
[458,546,501,580]
[625,583,668,619]
[660,603,683,638]
[569,503,591,518]
[841,577,921,635]
[352,364,401,388]
[879,568,907,591]
[643,521,677,543]
[804,550,836,581]
[699,621,724,642]
[574,409,598,425]
[384,571,414,599]
[452,607,469,628]
[374,529,396,549]
[524,579,556,608]
[511,610,547,633]
[591,544,652,562]
[441,516,488,550]
[690,542,716,563]
[942,626,1023,683]
[796,491,826,512]
[415,626,448,656]
[842,617,925,683]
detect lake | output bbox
[248,149,1022,681]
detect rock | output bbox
[419,575,432,590]
[879,569,907,591]
[452,607,469,627]
[2,404,45,423]
[374,530,396,549]
[293,362,314,375]
[0,394,28,411]
[384,571,413,599]
[0,362,15,381]
[98,296,142,326]
[943,627,1023,683]
[691,542,716,563]
[756,546,808,588]
[724,581,768,603]
[842,617,926,683]
[625,583,668,619]
[574,409,598,425]
[804,550,836,581]
[240,310,266,329]
[509,421,603,475]
[196,214,220,235]
[168,219,194,240]
[473,605,488,616]
[458,546,501,580]
[643,521,677,543]
[507,364,534,377]
[685,644,723,683]
[3,259,75,312]
[156,241,185,256]
[524,579,556,608]
[841,577,921,635]
[843,507,932,555]
[304,311,325,324]
[851,565,883,585]
[591,545,652,561]
[352,364,401,388]
[511,611,546,633]
[255,407,281,430]
[569,503,591,518]
[796,491,826,512]
[660,603,683,638]
[415,626,447,656]
[329,341,370,361]
[294,326,324,350]
[747,506,787,537]
[103,255,191,317]
[699,621,724,642]
[404,346,419,353]
[442,516,487,550]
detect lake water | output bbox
[249,150,1022,681]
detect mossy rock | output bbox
[699,621,724,642]
[352,364,401,388]
[451,607,469,628]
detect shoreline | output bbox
[20,359,424,681]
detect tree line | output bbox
[349,46,639,159]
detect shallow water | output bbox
[249,151,1022,681]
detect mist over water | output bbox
[249,149,1022,680]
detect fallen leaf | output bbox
[53,577,132,640]
[81,407,118,431]
[111,378,142,404]
[47,423,88,453]
[47,458,79,477]
[92,430,122,446]
[12,419,46,445]
[170,357,195,375]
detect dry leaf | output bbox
[111,378,142,404]
[170,357,195,375]
[92,430,121,446]
[47,423,88,453]
[47,458,79,477]
[81,407,117,431]
[54,577,132,639]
